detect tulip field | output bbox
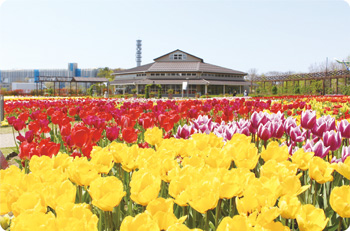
[1,95,350,231]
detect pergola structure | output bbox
[36,76,109,96]
[251,70,350,94]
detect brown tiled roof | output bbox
[73,77,108,82]
[199,63,246,75]
[149,62,199,72]
[114,62,246,75]
[114,63,153,75]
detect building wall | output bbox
[0,63,98,90]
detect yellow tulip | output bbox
[121,145,140,172]
[109,142,129,163]
[330,186,350,218]
[280,175,310,196]
[168,166,195,206]
[236,188,260,215]
[144,127,163,146]
[130,169,161,206]
[89,176,126,211]
[146,198,187,230]
[43,179,76,210]
[253,207,280,227]
[296,204,328,231]
[204,148,231,169]
[67,157,100,186]
[90,146,114,174]
[55,203,98,231]
[331,157,350,180]
[11,192,47,216]
[291,148,314,171]
[235,146,260,170]
[182,156,205,168]
[217,215,253,231]
[10,211,57,231]
[167,223,204,231]
[187,177,220,214]
[309,157,334,184]
[278,195,301,219]
[261,141,289,162]
[260,160,298,183]
[29,155,54,174]
[219,168,255,199]
[53,153,73,171]
[120,212,160,231]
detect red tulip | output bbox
[71,124,91,148]
[106,126,120,142]
[18,141,39,160]
[122,127,138,143]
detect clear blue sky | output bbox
[0,0,349,74]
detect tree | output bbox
[97,67,114,96]
[246,68,258,93]
[97,67,114,81]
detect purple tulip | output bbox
[311,118,327,138]
[239,126,250,136]
[270,111,285,123]
[192,115,213,134]
[214,124,238,141]
[323,130,342,151]
[331,156,341,164]
[341,145,350,162]
[284,117,297,135]
[257,122,272,141]
[323,115,336,132]
[303,140,314,152]
[301,110,316,130]
[289,126,305,143]
[271,121,284,139]
[175,124,196,139]
[289,144,298,155]
[250,111,261,130]
[106,126,120,142]
[338,119,350,139]
[312,140,330,159]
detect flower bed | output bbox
[1,95,350,230]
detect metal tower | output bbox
[136,40,142,67]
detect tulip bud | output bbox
[301,110,316,130]
[312,140,330,159]
[323,130,342,151]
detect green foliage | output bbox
[47,88,53,95]
[294,86,300,94]
[145,84,161,98]
[271,85,277,95]
[167,89,174,94]
[339,85,350,95]
[97,67,114,82]
[310,80,323,94]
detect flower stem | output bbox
[338,217,343,231]
[215,199,222,228]
[205,211,209,231]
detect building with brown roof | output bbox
[111,49,250,96]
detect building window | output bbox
[170,53,187,60]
